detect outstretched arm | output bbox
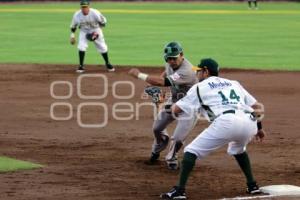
[128,68,167,86]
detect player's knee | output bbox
[181,152,197,166]
[152,126,163,138]
[152,126,159,134]
[78,46,87,52]
[102,46,108,53]
[227,146,246,156]
[184,145,207,160]
[97,45,108,53]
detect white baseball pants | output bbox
[77,28,108,53]
[184,111,257,159]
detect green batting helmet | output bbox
[164,42,183,61]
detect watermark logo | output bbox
[50,74,265,128]
[50,74,157,128]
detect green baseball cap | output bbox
[192,58,219,74]
[80,0,90,7]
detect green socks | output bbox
[79,51,85,67]
[234,152,255,184]
[177,151,256,189]
[177,152,197,189]
[101,52,110,65]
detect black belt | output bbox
[222,110,235,115]
[222,110,256,119]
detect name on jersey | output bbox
[208,81,232,89]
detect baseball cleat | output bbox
[247,182,262,194]
[160,186,187,200]
[76,66,85,73]
[106,63,115,72]
[108,68,115,72]
[167,159,179,170]
[144,152,160,165]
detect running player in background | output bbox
[128,42,198,170]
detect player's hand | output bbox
[128,68,141,78]
[255,129,265,142]
[70,37,76,45]
[92,32,99,40]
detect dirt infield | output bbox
[0,64,299,200]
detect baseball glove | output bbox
[144,86,163,104]
[70,37,76,45]
[86,32,99,41]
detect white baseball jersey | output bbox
[70,8,108,53]
[176,76,256,122]
[176,76,258,158]
[70,8,107,32]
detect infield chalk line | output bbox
[0,9,300,15]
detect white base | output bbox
[220,185,300,200]
[260,185,300,196]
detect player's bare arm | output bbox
[251,103,265,141]
[70,27,76,45]
[128,68,165,86]
[255,129,265,142]
[251,102,264,119]
[160,71,166,78]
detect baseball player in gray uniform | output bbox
[161,58,266,199]
[128,42,198,170]
[70,0,114,73]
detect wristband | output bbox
[70,33,75,38]
[138,73,148,81]
[257,121,262,130]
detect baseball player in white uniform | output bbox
[161,58,266,200]
[128,42,198,170]
[70,0,114,73]
[248,0,258,9]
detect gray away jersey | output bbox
[70,8,107,32]
[165,58,198,103]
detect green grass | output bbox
[0,2,300,70]
[0,156,42,172]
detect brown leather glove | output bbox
[70,37,76,45]
[86,32,99,41]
